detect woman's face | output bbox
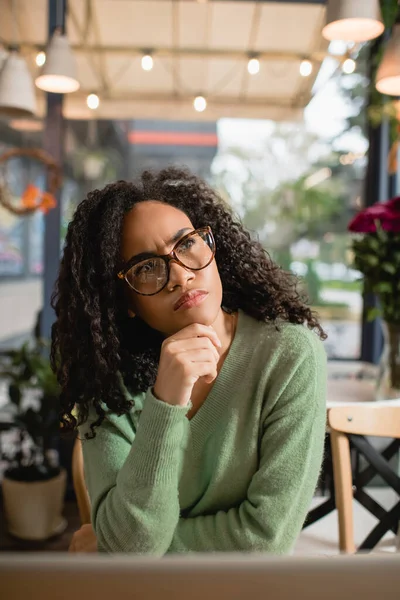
[120,201,223,336]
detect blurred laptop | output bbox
[1,553,400,600]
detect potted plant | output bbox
[348,195,400,400]
[0,340,67,540]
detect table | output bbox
[303,362,400,552]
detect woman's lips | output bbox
[174,290,209,311]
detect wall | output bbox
[0,279,42,347]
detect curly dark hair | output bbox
[51,166,326,437]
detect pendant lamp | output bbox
[376,24,400,96]
[322,0,384,42]
[35,29,79,94]
[0,51,36,118]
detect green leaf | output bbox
[363,236,380,251]
[375,221,388,243]
[382,262,396,275]
[374,281,393,294]
[364,254,379,267]
[381,0,400,30]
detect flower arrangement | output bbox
[349,196,400,323]
[348,196,400,396]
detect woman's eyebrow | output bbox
[168,227,193,245]
[125,228,193,267]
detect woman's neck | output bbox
[212,309,238,358]
[188,309,238,418]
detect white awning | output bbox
[0,0,328,121]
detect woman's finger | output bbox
[165,323,221,349]
[167,337,220,362]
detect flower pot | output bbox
[376,322,400,401]
[2,468,67,540]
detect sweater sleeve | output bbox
[80,389,190,554]
[168,332,327,554]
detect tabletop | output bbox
[327,361,400,408]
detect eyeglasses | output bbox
[117,226,216,296]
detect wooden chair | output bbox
[71,438,92,525]
[328,405,400,554]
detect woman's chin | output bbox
[172,303,220,330]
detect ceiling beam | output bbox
[88,0,112,92]
[239,0,263,99]
[64,90,306,109]
[68,0,111,92]
[19,42,338,63]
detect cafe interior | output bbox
[0,0,400,598]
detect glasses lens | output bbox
[127,258,167,294]
[175,230,214,269]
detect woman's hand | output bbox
[69,523,98,553]
[153,323,221,407]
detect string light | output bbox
[247,57,260,75]
[300,60,313,77]
[342,58,356,74]
[194,95,207,112]
[300,60,312,77]
[35,51,46,67]
[87,93,100,110]
[141,54,154,71]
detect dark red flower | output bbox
[348,196,400,233]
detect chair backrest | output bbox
[328,405,400,438]
[71,437,92,525]
[327,404,400,554]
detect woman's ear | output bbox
[128,309,136,318]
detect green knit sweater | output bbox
[80,310,327,555]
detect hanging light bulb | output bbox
[87,93,100,110]
[36,51,46,67]
[342,57,356,74]
[300,60,313,77]
[141,54,154,71]
[0,51,37,118]
[194,95,207,112]
[247,57,260,75]
[35,29,80,93]
[322,0,384,42]
[376,24,400,96]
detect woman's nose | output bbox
[168,260,195,289]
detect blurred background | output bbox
[0,0,389,361]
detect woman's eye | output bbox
[180,237,196,251]
[135,263,153,276]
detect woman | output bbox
[52,167,327,555]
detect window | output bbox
[212,48,368,359]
